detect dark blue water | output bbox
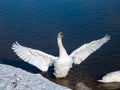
[0,0,120,90]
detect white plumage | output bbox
[12,32,110,78]
[98,70,120,83]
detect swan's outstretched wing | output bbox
[70,34,110,64]
[12,42,58,72]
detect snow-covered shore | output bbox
[0,64,71,90]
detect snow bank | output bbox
[0,64,71,90]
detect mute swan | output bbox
[98,70,120,83]
[12,32,110,78]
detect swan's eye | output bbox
[60,33,64,37]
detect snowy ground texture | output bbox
[0,64,71,90]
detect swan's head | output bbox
[58,32,64,39]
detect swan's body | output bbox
[12,32,110,78]
[98,70,120,83]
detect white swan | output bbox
[12,32,110,78]
[98,70,120,83]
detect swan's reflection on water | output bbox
[75,83,92,90]
[54,78,92,90]
[98,82,120,90]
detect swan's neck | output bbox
[57,37,68,57]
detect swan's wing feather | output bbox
[12,42,58,72]
[70,34,110,64]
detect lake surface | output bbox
[0,0,120,90]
